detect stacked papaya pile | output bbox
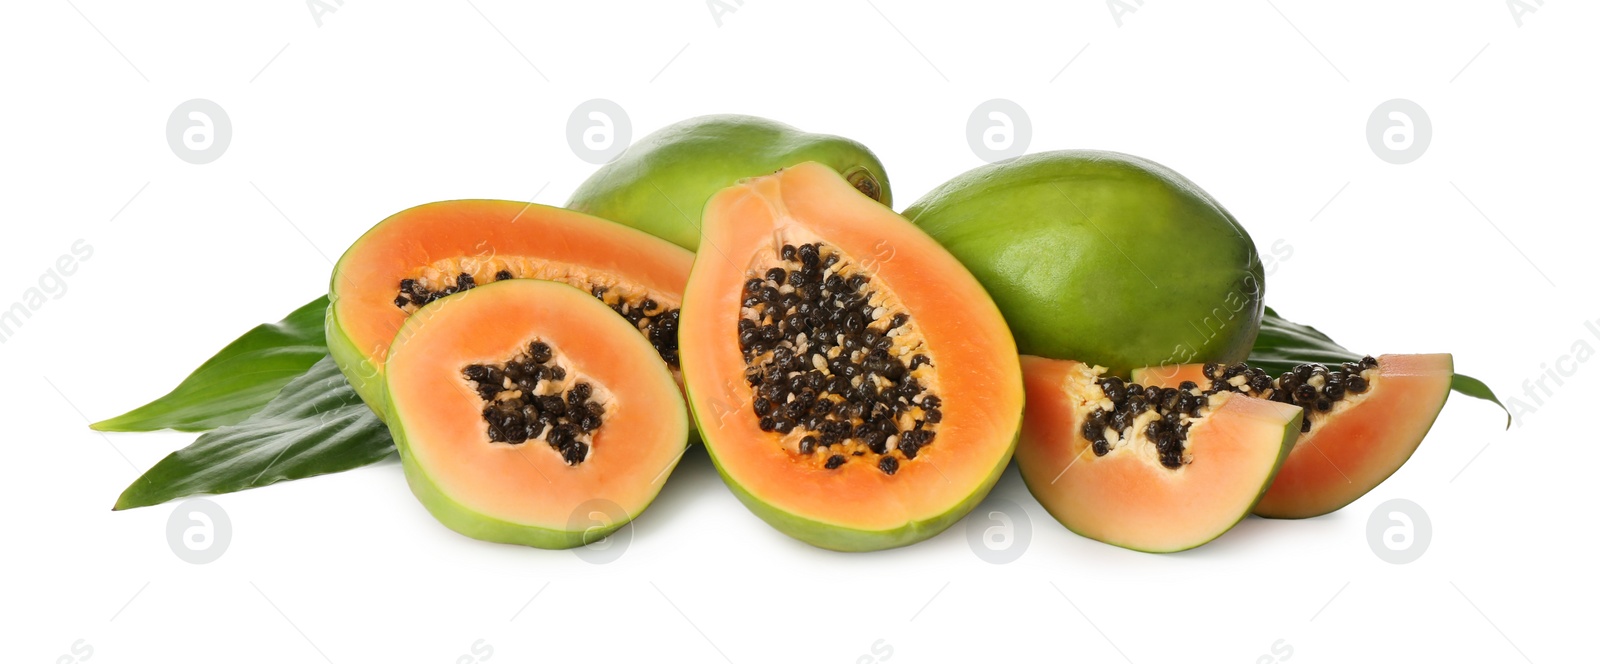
[98,116,1503,553]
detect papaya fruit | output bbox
[679,162,1022,552]
[1133,354,1452,518]
[568,114,892,251]
[326,200,693,419]
[905,150,1263,375]
[385,279,688,548]
[1016,356,1301,552]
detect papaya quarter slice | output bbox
[1133,354,1452,519]
[1018,357,1301,553]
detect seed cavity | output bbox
[739,242,940,475]
[1202,357,1379,434]
[1082,375,1202,470]
[462,339,608,466]
[394,260,680,368]
[1082,357,1380,471]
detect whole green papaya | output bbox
[567,114,892,250]
[905,150,1263,375]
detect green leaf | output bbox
[113,355,395,511]
[93,296,330,432]
[1246,306,1366,376]
[1447,373,1507,426]
[1251,306,1509,427]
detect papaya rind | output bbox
[688,392,1019,552]
[325,301,387,421]
[567,114,893,251]
[386,406,631,549]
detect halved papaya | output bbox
[1016,356,1301,552]
[326,200,693,419]
[679,162,1023,552]
[384,279,689,548]
[1132,354,1452,518]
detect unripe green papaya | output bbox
[905,150,1263,375]
[567,114,892,250]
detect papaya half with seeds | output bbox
[679,162,1021,552]
[567,114,892,251]
[385,279,688,548]
[326,200,693,420]
[905,150,1264,375]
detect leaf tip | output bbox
[112,481,146,511]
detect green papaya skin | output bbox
[567,114,892,250]
[905,151,1264,376]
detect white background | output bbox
[3,1,1592,662]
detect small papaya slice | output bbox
[679,162,1021,551]
[1132,354,1452,518]
[326,200,693,419]
[906,151,1263,375]
[1016,357,1301,552]
[568,115,892,251]
[384,279,689,548]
